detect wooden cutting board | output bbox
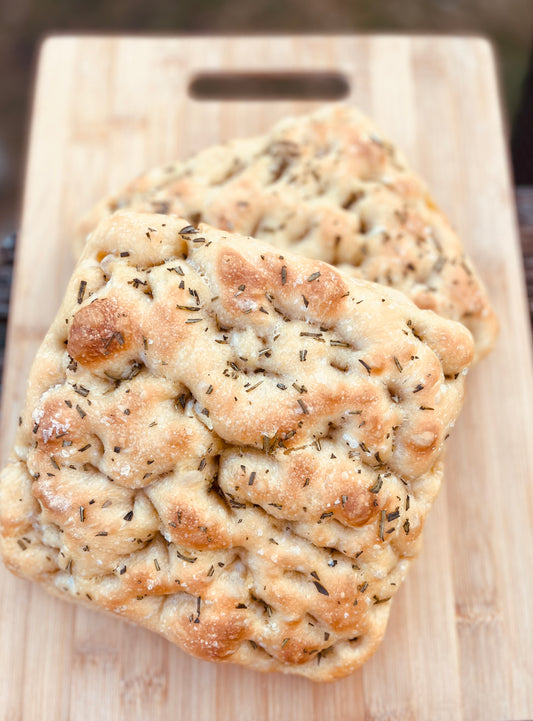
[1,35,532,721]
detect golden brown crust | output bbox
[67,296,139,365]
[77,105,498,361]
[0,212,474,680]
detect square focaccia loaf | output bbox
[78,105,497,361]
[0,212,474,681]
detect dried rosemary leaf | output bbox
[313,580,329,596]
[378,510,386,541]
[77,280,87,304]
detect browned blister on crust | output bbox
[78,105,497,361]
[0,212,474,680]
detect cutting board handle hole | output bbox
[188,72,350,100]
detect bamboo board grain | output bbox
[1,35,532,721]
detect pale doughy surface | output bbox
[0,212,474,680]
[78,105,498,361]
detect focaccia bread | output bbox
[0,212,474,681]
[78,105,497,361]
